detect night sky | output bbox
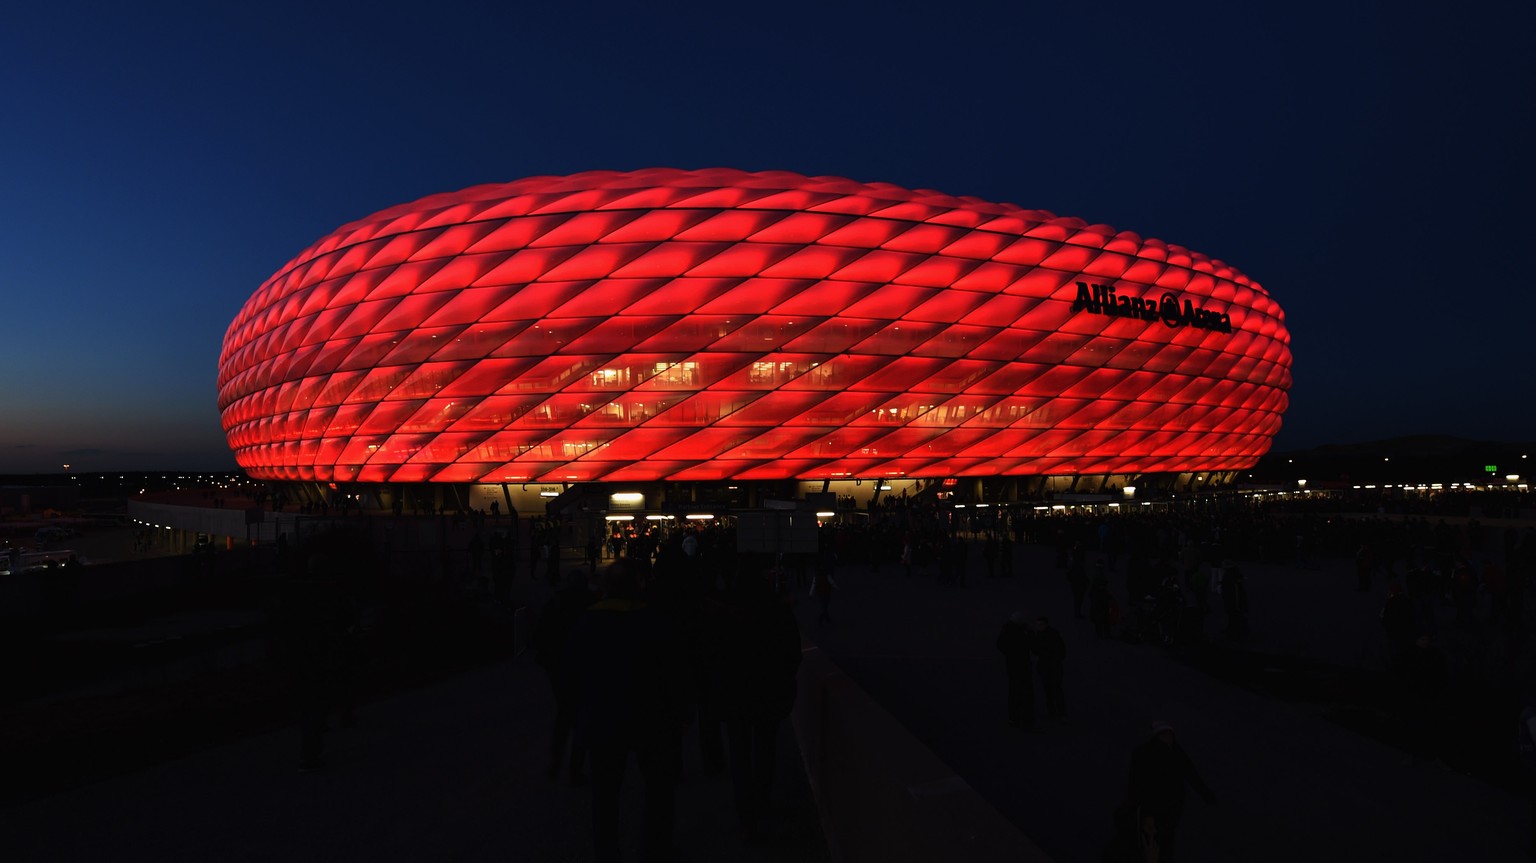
[3,1,1532,473]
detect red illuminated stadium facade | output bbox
[217,168,1291,500]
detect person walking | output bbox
[1403,634,1449,763]
[1516,691,1536,860]
[717,573,802,841]
[1451,558,1478,628]
[1089,570,1114,639]
[1483,558,1509,624]
[1356,542,1376,592]
[1067,555,1090,619]
[530,569,596,785]
[1032,617,1067,720]
[1380,583,1416,671]
[1218,559,1248,639]
[565,558,692,863]
[996,612,1036,730]
[1123,720,1216,862]
[810,566,839,626]
[276,535,362,772]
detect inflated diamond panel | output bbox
[218,168,1291,483]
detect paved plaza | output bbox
[3,522,1532,862]
[0,627,829,863]
[796,539,1531,861]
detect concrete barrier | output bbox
[793,643,1054,863]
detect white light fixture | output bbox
[685,514,714,520]
[815,511,835,518]
[605,515,634,521]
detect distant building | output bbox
[0,484,80,516]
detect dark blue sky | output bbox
[3,1,1532,473]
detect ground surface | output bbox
[795,539,1532,862]
[5,516,1533,862]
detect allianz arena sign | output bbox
[1071,282,1234,334]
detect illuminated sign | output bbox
[1071,282,1232,333]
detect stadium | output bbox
[214,168,1291,519]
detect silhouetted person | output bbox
[1033,617,1067,720]
[1124,720,1215,862]
[1356,542,1376,591]
[950,535,969,587]
[1152,569,1184,646]
[1089,571,1114,639]
[1180,543,1207,611]
[1218,560,1248,639]
[545,536,561,586]
[1403,634,1448,763]
[696,592,732,777]
[276,544,358,772]
[531,569,596,784]
[1380,583,1416,669]
[469,531,485,575]
[718,573,801,841]
[1067,556,1090,619]
[997,612,1036,729]
[811,565,838,626]
[1517,691,1536,860]
[565,558,691,863]
[1451,558,1478,628]
[1482,558,1509,624]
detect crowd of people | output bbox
[527,535,801,861]
[273,489,1536,860]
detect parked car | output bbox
[35,527,73,548]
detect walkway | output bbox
[794,542,1529,862]
[1,622,829,862]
